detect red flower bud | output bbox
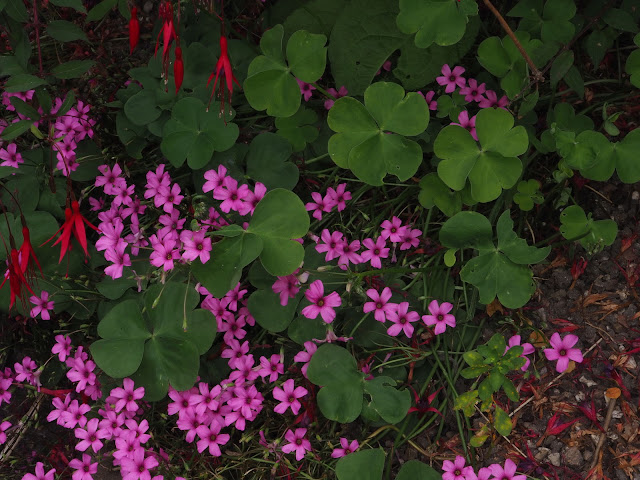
[174,46,184,94]
[129,7,140,54]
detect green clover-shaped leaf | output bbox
[508,0,576,45]
[418,173,462,217]
[336,449,385,480]
[91,284,217,400]
[513,179,543,211]
[396,460,442,480]
[397,0,478,48]
[363,376,411,424]
[246,133,299,190]
[435,108,527,202]
[559,205,617,254]
[161,97,239,169]
[275,105,319,152]
[440,211,550,308]
[625,34,640,88]
[328,81,429,185]
[244,25,327,117]
[246,289,303,333]
[247,189,310,276]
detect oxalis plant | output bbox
[0,0,638,478]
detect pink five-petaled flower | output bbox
[119,447,159,479]
[0,378,12,406]
[22,461,56,480]
[258,354,284,383]
[488,459,526,480]
[436,64,466,93]
[305,191,332,220]
[315,229,346,262]
[451,111,478,141]
[52,334,72,362]
[180,229,212,264]
[30,290,54,320]
[360,237,389,269]
[442,455,477,480]
[272,273,300,306]
[459,78,486,102]
[281,428,312,461]
[196,421,230,456]
[363,287,395,323]
[68,453,97,480]
[202,164,228,194]
[386,302,420,338]
[301,279,342,323]
[380,216,407,243]
[0,143,24,168]
[273,379,308,415]
[422,300,456,335]
[0,420,11,444]
[293,341,317,378]
[478,90,509,110]
[296,79,316,101]
[324,85,348,110]
[326,183,351,211]
[505,335,535,371]
[331,437,359,458]
[74,418,106,453]
[418,90,438,110]
[109,378,145,413]
[543,332,583,373]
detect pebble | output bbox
[143,1,153,13]
[535,447,550,461]
[575,392,585,402]
[548,452,561,467]
[579,375,597,387]
[612,409,624,419]
[564,446,584,468]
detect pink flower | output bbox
[293,341,317,378]
[14,356,37,384]
[156,183,184,213]
[505,335,535,371]
[202,165,228,194]
[305,192,332,220]
[95,164,126,195]
[149,231,180,271]
[272,274,300,306]
[488,459,526,480]
[478,90,509,110]
[109,378,145,413]
[418,90,438,110]
[30,291,54,320]
[119,447,159,479]
[459,78,486,102]
[386,302,420,338]
[104,242,131,280]
[180,229,212,264]
[337,239,361,269]
[74,418,106,453]
[145,164,171,200]
[324,85,348,110]
[258,354,284,383]
[442,455,477,480]
[273,379,308,415]
[21,461,56,480]
[281,428,312,461]
[399,228,421,251]
[363,287,395,322]
[315,229,346,262]
[190,382,221,416]
[422,300,456,335]
[543,332,583,373]
[360,237,389,269]
[0,420,11,445]
[0,143,24,168]
[380,217,407,243]
[436,64,466,93]
[301,279,342,324]
[52,335,72,362]
[331,437,359,458]
[196,421,230,456]
[0,378,11,406]
[68,453,97,480]
[296,79,316,101]
[451,111,478,141]
[325,183,351,211]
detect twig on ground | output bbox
[589,394,618,470]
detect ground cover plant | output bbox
[1,0,640,479]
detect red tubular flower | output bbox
[42,201,100,263]
[155,1,177,82]
[207,36,241,113]
[129,7,140,54]
[1,248,35,310]
[18,224,43,284]
[174,46,184,94]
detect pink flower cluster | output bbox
[305,183,352,220]
[313,216,421,272]
[442,456,527,480]
[203,165,266,216]
[432,64,509,140]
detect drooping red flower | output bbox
[174,46,184,94]
[18,224,43,283]
[1,248,34,310]
[207,36,241,113]
[42,201,100,263]
[129,7,140,54]
[155,1,178,82]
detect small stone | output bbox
[564,446,584,468]
[575,392,585,402]
[535,447,550,461]
[583,450,593,462]
[612,409,624,419]
[579,375,597,388]
[548,452,561,467]
[143,1,153,13]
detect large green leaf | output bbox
[336,449,385,480]
[46,20,88,42]
[247,189,309,276]
[275,105,319,152]
[245,133,299,190]
[363,376,411,424]
[124,90,160,126]
[397,0,478,48]
[51,60,95,79]
[559,205,617,254]
[396,461,442,480]
[327,82,429,185]
[435,108,527,202]
[161,97,239,169]
[247,289,302,332]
